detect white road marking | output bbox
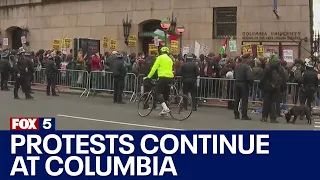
[56,114,185,131]
[314,119,320,130]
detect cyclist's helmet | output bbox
[185,53,194,61]
[160,46,170,54]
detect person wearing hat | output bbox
[178,53,200,111]
[259,54,286,123]
[299,58,318,112]
[13,49,34,99]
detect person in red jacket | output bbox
[91,52,102,90]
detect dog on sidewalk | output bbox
[284,105,312,125]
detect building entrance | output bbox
[138,19,161,55]
[5,26,23,50]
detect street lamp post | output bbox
[122,14,132,46]
[160,19,171,46]
[176,25,185,54]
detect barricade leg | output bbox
[80,72,90,98]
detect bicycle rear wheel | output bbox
[137,92,154,117]
[168,94,193,121]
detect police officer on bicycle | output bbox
[144,46,174,115]
[178,53,199,111]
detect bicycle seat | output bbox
[151,79,157,84]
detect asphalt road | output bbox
[0,90,315,130]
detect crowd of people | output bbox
[0,46,319,123]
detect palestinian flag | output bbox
[152,29,165,41]
[151,29,180,46]
[219,37,228,55]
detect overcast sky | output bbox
[315,0,320,30]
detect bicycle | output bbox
[137,78,193,121]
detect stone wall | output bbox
[0,0,311,57]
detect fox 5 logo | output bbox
[10,117,56,131]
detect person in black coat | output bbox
[45,55,59,96]
[13,50,33,99]
[233,54,254,120]
[0,54,12,91]
[23,51,35,94]
[178,53,200,111]
[112,53,127,104]
[259,55,286,123]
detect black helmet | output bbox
[185,53,194,61]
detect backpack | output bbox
[270,67,284,89]
[132,61,140,74]
[292,66,302,82]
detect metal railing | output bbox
[29,68,90,96]
[5,68,315,107]
[85,71,137,100]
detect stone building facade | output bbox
[0,0,312,59]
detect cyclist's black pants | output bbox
[155,77,173,104]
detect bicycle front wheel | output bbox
[168,94,193,121]
[137,92,154,117]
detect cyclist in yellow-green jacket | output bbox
[144,46,174,115]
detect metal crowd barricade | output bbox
[86,71,137,101]
[195,77,304,107]
[6,66,307,106]
[33,68,90,97]
[197,77,236,101]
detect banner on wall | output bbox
[2,38,8,46]
[257,45,264,58]
[229,40,237,52]
[52,39,60,51]
[283,49,294,63]
[200,44,209,55]
[110,39,117,51]
[128,35,136,47]
[64,38,71,49]
[242,44,253,56]
[182,46,190,56]
[20,36,26,44]
[103,37,109,48]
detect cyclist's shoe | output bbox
[159,108,170,116]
